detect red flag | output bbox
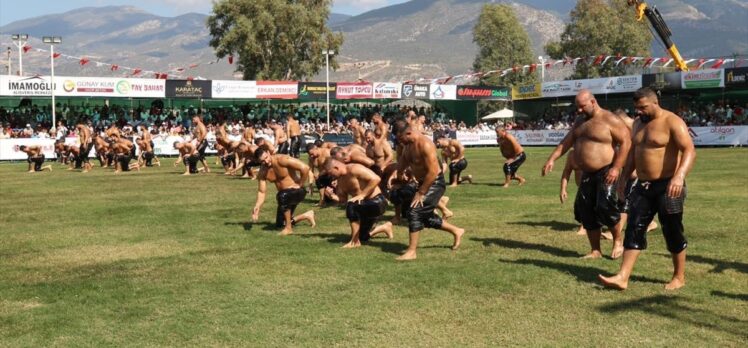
[159,73,168,79]
[176,68,185,72]
[644,57,654,67]
[132,68,142,76]
[111,65,119,71]
[616,53,622,59]
[154,72,161,78]
[189,63,199,69]
[22,45,32,53]
[625,56,634,65]
[711,59,725,69]
[187,76,194,81]
[79,57,90,66]
[528,64,537,73]
[512,66,520,73]
[53,53,61,59]
[228,55,234,64]
[592,55,605,66]
[659,57,669,63]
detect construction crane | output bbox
[627,0,689,71]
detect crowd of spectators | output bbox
[1,98,746,140]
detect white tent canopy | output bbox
[481,108,527,120]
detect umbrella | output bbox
[481,108,527,120]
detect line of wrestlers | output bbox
[249,112,468,260]
[50,123,161,173]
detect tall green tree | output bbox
[473,4,537,87]
[545,0,652,79]
[207,0,343,80]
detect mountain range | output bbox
[1,0,746,82]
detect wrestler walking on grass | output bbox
[542,89,631,259]
[599,87,695,290]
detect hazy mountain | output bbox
[0,1,745,82]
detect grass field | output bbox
[1,147,746,347]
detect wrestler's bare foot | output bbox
[665,277,685,290]
[464,175,473,184]
[383,222,394,239]
[181,172,190,176]
[518,177,526,186]
[502,183,510,188]
[396,250,417,261]
[442,196,450,206]
[442,208,454,220]
[598,274,628,290]
[647,221,658,232]
[449,183,458,188]
[278,228,294,236]
[611,242,624,259]
[452,228,465,250]
[576,226,587,235]
[341,241,361,249]
[307,211,316,228]
[582,250,603,259]
[601,231,613,240]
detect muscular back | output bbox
[402,134,440,183]
[337,164,382,199]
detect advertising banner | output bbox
[602,75,642,94]
[211,80,257,99]
[541,76,641,98]
[298,82,336,100]
[256,81,298,99]
[682,69,724,89]
[372,82,402,99]
[429,84,457,100]
[401,84,430,99]
[541,81,575,98]
[725,67,748,87]
[642,71,682,91]
[688,126,748,146]
[335,82,373,99]
[166,80,212,98]
[456,86,510,100]
[512,83,542,100]
[0,75,55,96]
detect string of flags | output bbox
[16,42,745,84]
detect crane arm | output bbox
[627,0,689,71]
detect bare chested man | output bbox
[330,145,376,169]
[19,145,52,172]
[349,118,367,146]
[137,125,160,167]
[599,87,696,290]
[371,112,389,142]
[243,122,255,144]
[365,130,394,177]
[112,137,140,173]
[286,114,302,158]
[251,148,316,235]
[272,122,290,155]
[306,143,335,205]
[192,115,210,173]
[496,128,526,187]
[542,89,631,259]
[173,141,202,175]
[76,122,93,173]
[394,124,465,261]
[435,137,472,187]
[92,133,112,167]
[325,159,394,248]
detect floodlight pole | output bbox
[11,34,28,76]
[43,36,61,129]
[323,49,335,130]
[538,56,546,82]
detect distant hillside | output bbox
[0,1,745,82]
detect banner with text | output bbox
[401,84,430,99]
[682,69,724,89]
[456,86,510,100]
[429,84,457,100]
[211,80,257,99]
[256,81,298,99]
[336,82,374,99]
[511,83,542,100]
[725,67,748,87]
[372,82,402,99]
[165,80,212,98]
[298,82,336,100]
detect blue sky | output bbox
[0,0,410,26]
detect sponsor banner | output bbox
[682,69,724,89]
[642,71,682,91]
[60,77,166,98]
[512,83,542,100]
[429,84,457,100]
[401,84,430,99]
[256,81,298,99]
[688,126,748,146]
[298,82,336,100]
[541,81,575,98]
[166,80,212,98]
[0,75,56,96]
[541,76,642,98]
[725,67,748,87]
[211,80,257,99]
[456,86,510,100]
[335,82,373,99]
[603,75,642,94]
[372,82,402,99]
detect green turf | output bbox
[1,148,746,347]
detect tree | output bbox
[207,0,343,80]
[545,0,652,79]
[473,4,537,87]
